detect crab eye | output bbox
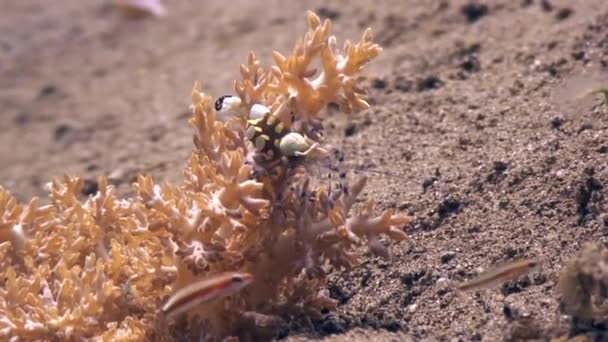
[215,95,232,111]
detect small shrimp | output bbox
[161,272,253,319]
[457,258,540,292]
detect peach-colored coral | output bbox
[0,177,176,340]
[0,11,411,342]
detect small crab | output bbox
[246,105,328,162]
[214,95,327,160]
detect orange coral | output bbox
[0,11,411,342]
[235,12,382,119]
[0,177,175,340]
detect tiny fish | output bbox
[161,272,253,318]
[457,258,539,292]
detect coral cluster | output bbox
[0,176,176,340]
[0,11,411,341]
